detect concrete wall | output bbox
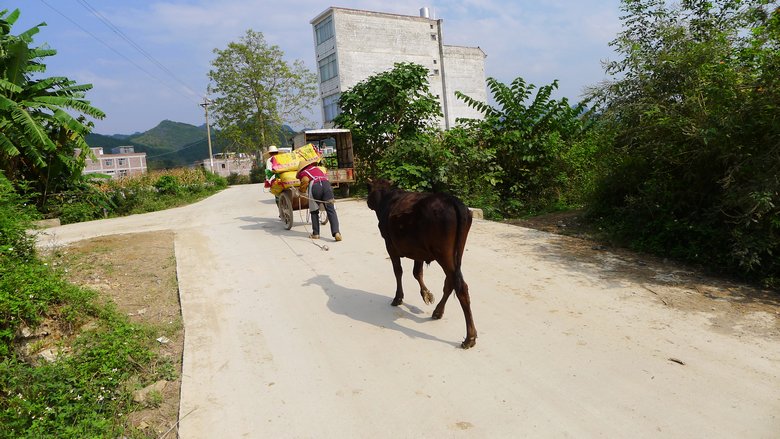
[441,45,488,126]
[312,7,486,130]
[82,147,147,179]
[195,156,254,177]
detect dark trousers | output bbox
[309,180,340,237]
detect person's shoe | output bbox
[334,233,342,242]
[309,234,320,239]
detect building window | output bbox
[323,93,341,122]
[117,158,127,166]
[103,159,113,167]
[221,163,226,169]
[315,16,334,45]
[318,53,338,82]
[431,34,437,41]
[119,169,128,177]
[433,59,437,64]
[433,69,439,75]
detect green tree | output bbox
[457,77,593,214]
[0,8,105,204]
[589,0,780,286]
[334,62,442,178]
[207,30,317,155]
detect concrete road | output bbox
[37,184,780,438]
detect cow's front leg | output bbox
[413,260,434,305]
[390,255,404,306]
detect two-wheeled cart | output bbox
[278,187,328,231]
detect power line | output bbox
[75,0,201,101]
[37,0,202,105]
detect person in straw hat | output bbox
[264,145,280,181]
[264,145,281,217]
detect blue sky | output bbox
[13,1,623,135]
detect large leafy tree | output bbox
[589,0,780,285]
[0,8,105,203]
[208,30,317,154]
[334,62,442,178]
[456,77,593,213]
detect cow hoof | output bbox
[421,289,434,305]
[391,298,403,306]
[461,338,476,349]
[431,311,443,320]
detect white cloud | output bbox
[20,0,624,132]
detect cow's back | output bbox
[379,190,472,263]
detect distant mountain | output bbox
[86,120,299,170]
[129,120,206,150]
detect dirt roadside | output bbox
[50,230,183,438]
[508,210,780,339]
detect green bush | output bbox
[249,165,264,184]
[587,0,780,287]
[0,174,38,261]
[45,183,113,225]
[153,175,180,195]
[0,313,161,437]
[226,173,251,185]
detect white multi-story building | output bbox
[82,146,147,178]
[310,7,487,130]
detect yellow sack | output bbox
[270,151,299,173]
[278,171,300,188]
[269,179,284,195]
[296,143,323,170]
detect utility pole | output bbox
[200,97,214,172]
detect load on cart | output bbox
[292,129,355,197]
[263,129,356,231]
[264,143,328,230]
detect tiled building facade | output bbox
[82,146,147,178]
[310,7,487,130]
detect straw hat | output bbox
[263,145,279,159]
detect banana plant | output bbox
[0,8,105,204]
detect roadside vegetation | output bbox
[47,168,227,225]
[0,9,214,437]
[0,0,777,434]
[0,174,177,438]
[336,0,779,289]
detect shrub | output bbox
[226,173,251,186]
[0,173,38,261]
[153,175,180,195]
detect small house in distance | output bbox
[82,146,147,179]
[194,152,254,178]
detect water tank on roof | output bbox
[420,7,430,18]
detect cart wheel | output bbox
[280,191,293,230]
[318,202,329,225]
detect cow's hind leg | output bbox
[413,260,434,305]
[432,275,454,320]
[455,280,477,349]
[390,255,404,306]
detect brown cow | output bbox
[367,179,477,349]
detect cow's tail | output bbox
[453,199,472,293]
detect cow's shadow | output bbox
[304,274,459,348]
